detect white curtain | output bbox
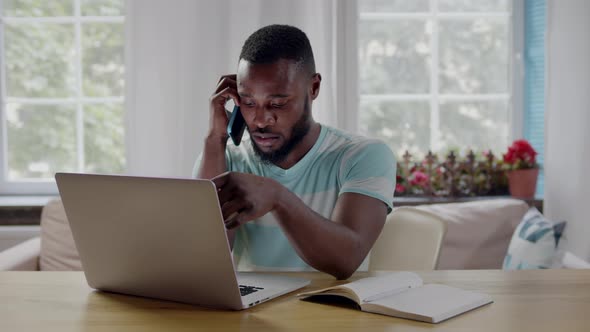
[124,0,358,177]
[545,0,590,260]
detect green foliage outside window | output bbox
[2,0,125,180]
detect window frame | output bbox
[357,0,525,157]
[0,0,125,194]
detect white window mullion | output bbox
[361,94,510,103]
[429,0,440,153]
[439,94,510,101]
[75,0,85,172]
[511,0,525,142]
[6,97,124,104]
[2,16,124,24]
[0,11,7,182]
[437,13,509,20]
[361,94,431,102]
[360,13,509,21]
[360,13,431,20]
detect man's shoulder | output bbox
[321,125,393,157]
[225,135,253,155]
[224,135,258,169]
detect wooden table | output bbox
[1,270,589,331]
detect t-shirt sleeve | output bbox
[339,140,396,213]
[191,153,203,179]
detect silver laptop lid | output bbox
[56,173,243,309]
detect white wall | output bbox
[124,0,225,177]
[545,0,590,260]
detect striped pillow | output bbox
[503,207,565,270]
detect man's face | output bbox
[237,59,313,164]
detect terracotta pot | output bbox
[506,168,539,198]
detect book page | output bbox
[363,284,493,323]
[342,272,423,302]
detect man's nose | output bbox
[252,107,276,128]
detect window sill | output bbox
[0,195,58,226]
[0,195,544,226]
[394,195,543,212]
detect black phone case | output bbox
[227,105,246,146]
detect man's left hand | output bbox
[211,172,281,229]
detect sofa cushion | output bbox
[415,198,529,269]
[503,207,565,270]
[0,237,41,271]
[39,199,82,271]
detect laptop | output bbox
[55,172,310,310]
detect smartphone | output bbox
[227,105,246,146]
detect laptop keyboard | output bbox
[239,285,264,296]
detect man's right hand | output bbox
[208,74,241,141]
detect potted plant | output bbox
[502,139,539,198]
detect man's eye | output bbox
[271,104,286,109]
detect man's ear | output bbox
[310,73,322,100]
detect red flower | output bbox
[503,139,538,169]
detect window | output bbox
[358,0,516,159]
[0,0,125,194]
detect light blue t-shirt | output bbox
[194,125,396,271]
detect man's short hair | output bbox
[239,24,316,75]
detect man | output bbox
[195,25,395,280]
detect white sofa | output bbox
[416,198,529,269]
[0,199,81,271]
[0,197,534,271]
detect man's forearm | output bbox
[198,135,237,247]
[198,135,228,179]
[272,186,367,280]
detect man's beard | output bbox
[249,97,312,165]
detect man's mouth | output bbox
[252,133,280,147]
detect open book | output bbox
[298,272,492,324]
